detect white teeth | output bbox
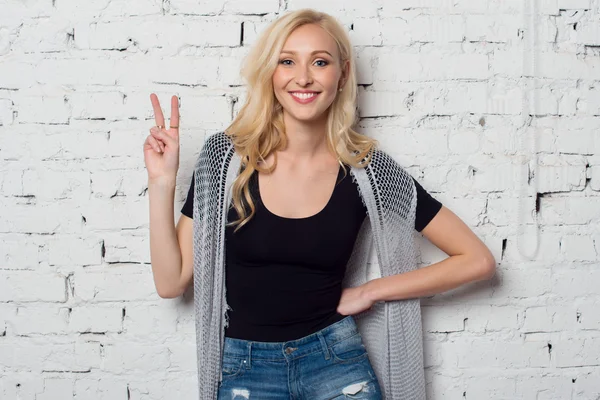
[291,92,317,100]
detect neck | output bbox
[280,111,330,160]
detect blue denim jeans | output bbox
[217,315,382,399]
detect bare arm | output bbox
[175,214,194,296]
[148,177,191,298]
[360,206,496,303]
[144,93,193,298]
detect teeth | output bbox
[292,92,317,100]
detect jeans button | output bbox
[285,347,296,354]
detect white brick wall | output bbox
[1,0,599,399]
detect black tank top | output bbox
[181,165,442,342]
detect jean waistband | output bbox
[222,315,359,361]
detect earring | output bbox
[339,88,343,92]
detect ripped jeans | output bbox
[217,315,382,399]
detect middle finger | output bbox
[169,95,180,131]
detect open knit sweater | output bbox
[192,131,425,399]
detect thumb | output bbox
[150,127,176,146]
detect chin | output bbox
[286,104,329,120]
[290,112,325,123]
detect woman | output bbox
[144,8,496,400]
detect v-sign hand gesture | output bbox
[144,94,181,183]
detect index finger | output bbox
[170,95,180,130]
[150,93,165,127]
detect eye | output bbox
[278,59,329,67]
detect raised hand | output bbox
[144,93,181,183]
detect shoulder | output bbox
[194,131,235,170]
[368,148,415,189]
[201,131,234,156]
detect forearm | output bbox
[148,177,183,297]
[362,254,496,302]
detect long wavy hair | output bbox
[224,8,377,231]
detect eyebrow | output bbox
[280,50,333,57]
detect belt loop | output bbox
[317,332,330,360]
[246,342,252,369]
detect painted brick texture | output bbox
[1,0,599,399]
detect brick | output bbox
[122,304,178,335]
[69,305,123,333]
[168,0,224,15]
[349,18,382,46]
[553,268,600,298]
[288,0,379,18]
[0,304,16,336]
[23,169,90,201]
[380,0,487,13]
[523,306,576,333]
[77,19,240,50]
[465,375,519,399]
[167,343,197,372]
[13,18,74,53]
[127,377,197,400]
[223,0,279,14]
[0,341,100,371]
[16,95,70,124]
[554,337,600,368]
[576,303,600,330]
[0,375,43,400]
[558,0,591,8]
[536,154,587,193]
[0,201,83,234]
[465,15,520,43]
[242,20,272,46]
[422,305,465,333]
[0,271,66,302]
[54,0,160,18]
[102,343,169,373]
[490,267,553,298]
[561,234,596,261]
[448,129,481,154]
[80,197,148,231]
[375,53,488,81]
[514,375,573,400]
[0,98,14,126]
[573,373,600,399]
[10,305,70,335]
[541,196,600,225]
[538,52,600,80]
[74,378,129,400]
[90,169,147,198]
[383,15,464,44]
[0,238,40,269]
[73,269,158,302]
[34,378,74,400]
[487,196,537,227]
[47,236,103,267]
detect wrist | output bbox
[361,279,381,304]
[148,175,177,188]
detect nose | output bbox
[295,63,313,86]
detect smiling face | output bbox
[272,23,348,125]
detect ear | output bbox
[340,59,350,87]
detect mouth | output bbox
[289,91,320,104]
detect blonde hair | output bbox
[224,8,377,230]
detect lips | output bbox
[289,91,320,104]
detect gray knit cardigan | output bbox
[192,131,425,399]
